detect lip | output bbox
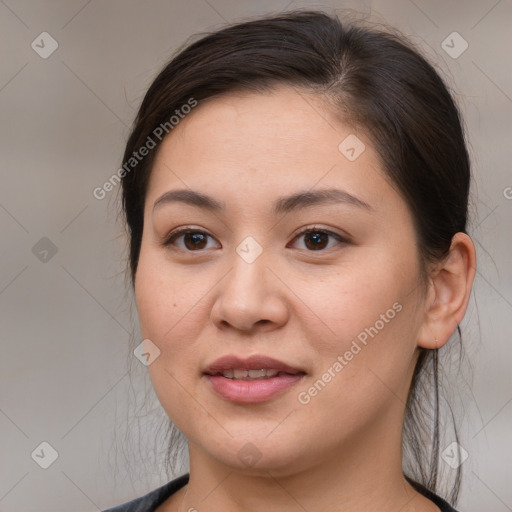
[204,355,304,375]
[204,355,306,404]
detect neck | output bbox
[180,418,430,512]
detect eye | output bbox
[162,227,219,251]
[162,225,348,252]
[288,226,348,251]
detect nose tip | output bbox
[209,258,289,333]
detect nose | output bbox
[210,251,290,333]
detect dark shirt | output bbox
[102,473,459,511]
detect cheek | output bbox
[300,252,415,349]
[134,249,211,430]
[134,246,213,399]
[135,244,204,341]
[296,251,421,402]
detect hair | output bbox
[119,9,471,506]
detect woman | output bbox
[104,9,476,512]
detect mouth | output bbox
[215,368,300,380]
[203,355,306,403]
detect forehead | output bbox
[145,86,397,215]
[164,86,348,162]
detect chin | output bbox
[200,432,314,477]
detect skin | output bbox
[134,85,476,512]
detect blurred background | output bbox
[0,0,511,510]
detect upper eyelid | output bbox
[291,225,349,240]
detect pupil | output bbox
[185,233,207,250]
[306,231,327,250]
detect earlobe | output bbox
[417,232,476,350]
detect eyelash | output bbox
[162,225,349,252]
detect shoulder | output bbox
[102,474,189,512]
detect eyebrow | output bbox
[153,188,372,215]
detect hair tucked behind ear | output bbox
[119,10,471,505]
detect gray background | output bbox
[0,0,511,510]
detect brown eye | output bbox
[290,228,347,251]
[163,229,218,251]
[303,231,330,250]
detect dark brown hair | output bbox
[120,9,470,505]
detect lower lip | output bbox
[205,374,305,403]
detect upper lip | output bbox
[204,355,305,376]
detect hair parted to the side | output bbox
[119,9,471,505]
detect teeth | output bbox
[248,369,266,378]
[221,368,282,380]
[233,369,248,379]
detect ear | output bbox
[417,232,476,349]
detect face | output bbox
[135,86,428,476]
